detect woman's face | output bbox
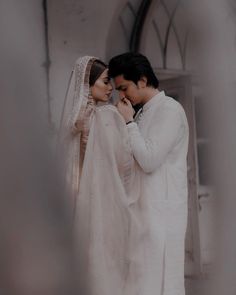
[90,69,113,102]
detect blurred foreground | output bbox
[0,0,236,294]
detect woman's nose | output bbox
[108,83,113,91]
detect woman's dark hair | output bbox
[108,52,159,88]
[89,59,107,86]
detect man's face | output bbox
[113,75,143,106]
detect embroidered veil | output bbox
[59,56,97,203]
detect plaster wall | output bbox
[47,0,122,129]
[1,0,48,120]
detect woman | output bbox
[59,56,134,295]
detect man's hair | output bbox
[108,52,159,88]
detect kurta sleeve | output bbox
[127,109,185,173]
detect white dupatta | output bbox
[60,56,134,295]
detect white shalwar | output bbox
[125,91,189,295]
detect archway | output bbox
[106,0,215,277]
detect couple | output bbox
[60,53,189,295]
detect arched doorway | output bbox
[138,0,202,277]
[137,0,201,276]
[106,0,215,277]
[137,0,219,277]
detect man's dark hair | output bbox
[108,52,159,88]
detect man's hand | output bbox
[117,98,135,123]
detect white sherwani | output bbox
[125,91,189,295]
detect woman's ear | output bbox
[137,76,147,89]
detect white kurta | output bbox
[125,91,189,295]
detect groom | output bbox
[109,52,189,295]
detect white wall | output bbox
[47,0,123,130]
[0,0,48,122]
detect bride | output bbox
[59,56,134,295]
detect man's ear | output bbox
[137,76,147,89]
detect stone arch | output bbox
[105,0,144,60]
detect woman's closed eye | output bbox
[103,77,111,85]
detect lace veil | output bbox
[59,56,97,201]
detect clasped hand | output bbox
[117,97,135,123]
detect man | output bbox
[109,52,189,295]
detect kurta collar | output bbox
[142,91,165,112]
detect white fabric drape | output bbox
[74,105,134,295]
[59,56,97,205]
